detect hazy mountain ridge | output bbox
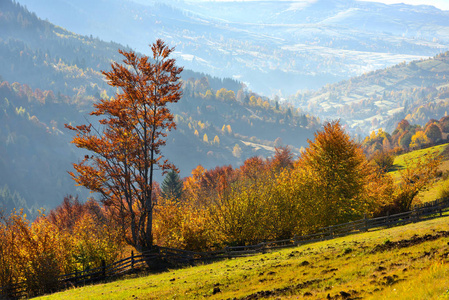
[16,0,449,95]
[0,0,318,215]
[288,51,449,134]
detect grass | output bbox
[37,216,449,300]
[417,174,449,203]
[390,143,448,177]
[365,260,449,300]
[389,143,449,204]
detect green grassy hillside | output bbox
[37,215,449,300]
[390,143,448,176]
[389,143,449,204]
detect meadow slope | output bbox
[37,215,449,300]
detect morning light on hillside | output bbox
[1,0,449,299]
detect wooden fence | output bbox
[2,197,449,299]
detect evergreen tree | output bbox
[161,170,183,201]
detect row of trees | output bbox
[363,117,449,156]
[0,196,123,297]
[1,116,439,297]
[153,121,439,250]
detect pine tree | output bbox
[161,170,183,201]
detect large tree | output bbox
[297,121,388,226]
[65,39,183,251]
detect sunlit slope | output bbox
[389,143,449,203]
[37,215,449,300]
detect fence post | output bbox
[364,214,368,232]
[101,260,106,280]
[386,212,390,228]
[328,225,333,239]
[224,246,230,258]
[131,250,134,271]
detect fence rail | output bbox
[2,197,449,299]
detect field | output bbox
[37,215,449,300]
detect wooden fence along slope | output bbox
[2,197,449,299]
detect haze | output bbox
[160,0,449,11]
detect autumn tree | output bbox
[371,150,395,172]
[65,39,183,252]
[425,123,442,143]
[153,198,214,251]
[47,195,85,232]
[238,156,267,182]
[46,195,125,269]
[232,143,242,158]
[183,165,206,205]
[390,151,440,213]
[298,121,386,225]
[0,210,70,297]
[269,146,294,173]
[410,130,429,148]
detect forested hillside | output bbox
[0,82,87,216]
[0,0,319,216]
[289,52,449,134]
[17,0,449,95]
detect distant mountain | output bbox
[288,51,449,134]
[16,0,449,95]
[0,0,318,215]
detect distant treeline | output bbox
[362,116,449,155]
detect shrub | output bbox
[438,179,449,199]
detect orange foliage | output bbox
[238,156,267,181]
[298,121,388,225]
[268,146,295,172]
[0,210,68,297]
[65,39,183,251]
[157,121,435,249]
[153,200,215,251]
[0,195,126,298]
